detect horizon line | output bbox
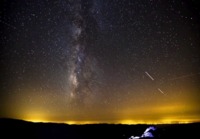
[1,117,200,125]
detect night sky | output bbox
[1,0,200,124]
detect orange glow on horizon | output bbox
[4,89,200,125]
[23,118,200,125]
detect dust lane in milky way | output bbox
[67,0,102,106]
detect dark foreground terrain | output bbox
[0,118,199,139]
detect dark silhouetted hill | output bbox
[0,118,199,139]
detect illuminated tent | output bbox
[128,126,157,139]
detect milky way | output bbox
[0,0,200,123]
[67,0,101,105]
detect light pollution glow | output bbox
[3,88,200,125]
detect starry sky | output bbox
[0,0,200,124]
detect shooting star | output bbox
[145,71,154,81]
[158,88,165,95]
[169,73,200,81]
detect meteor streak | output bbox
[145,71,154,81]
[158,88,165,95]
[169,73,200,81]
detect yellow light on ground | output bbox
[21,110,49,123]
